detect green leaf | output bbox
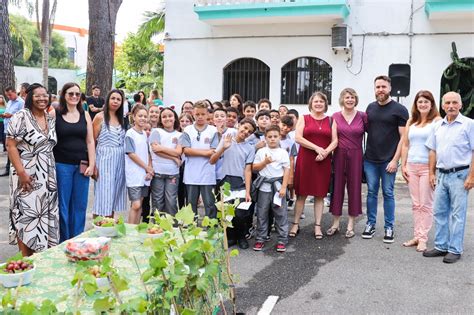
[201,216,210,227]
[142,268,154,282]
[93,297,115,313]
[196,276,210,292]
[83,281,98,296]
[230,249,239,257]
[40,299,58,313]
[182,308,197,315]
[6,252,23,263]
[110,274,129,292]
[2,289,14,308]
[18,301,36,314]
[175,205,195,225]
[159,216,173,232]
[136,222,148,233]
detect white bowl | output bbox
[93,224,118,237]
[0,263,36,288]
[138,231,164,243]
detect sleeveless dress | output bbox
[93,123,126,216]
[7,109,59,251]
[294,115,332,197]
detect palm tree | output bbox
[137,8,165,44]
[35,0,57,90]
[9,15,33,61]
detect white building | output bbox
[163,0,474,114]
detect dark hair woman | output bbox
[6,83,59,256]
[92,89,127,218]
[53,82,96,242]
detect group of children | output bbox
[124,98,301,253]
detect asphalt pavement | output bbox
[0,152,473,314]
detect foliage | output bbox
[114,32,163,92]
[137,9,165,44]
[9,14,76,69]
[441,42,474,118]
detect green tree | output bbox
[137,8,165,44]
[9,14,76,69]
[0,0,15,94]
[114,32,163,92]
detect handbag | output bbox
[79,160,99,181]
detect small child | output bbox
[125,104,154,224]
[287,109,299,140]
[149,108,182,216]
[247,110,271,149]
[279,105,289,117]
[181,101,219,218]
[243,101,257,120]
[270,109,280,126]
[213,108,237,185]
[177,112,193,209]
[252,125,290,252]
[258,98,272,111]
[280,115,298,209]
[226,107,239,129]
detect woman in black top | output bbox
[53,82,95,242]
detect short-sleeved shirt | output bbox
[365,100,409,163]
[217,138,255,181]
[280,135,298,158]
[149,128,182,175]
[87,96,105,120]
[125,128,149,187]
[215,127,237,180]
[425,113,474,169]
[4,97,24,133]
[254,146,290,192]
[180,124,219,185]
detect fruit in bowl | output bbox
[64,237,111,262]
[93,216,126,237]
[0,255,36,288]
[136,223,164,243]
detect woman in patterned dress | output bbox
[6,83,59,256]
[92,90,127,218]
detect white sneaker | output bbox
[300,213,306,219]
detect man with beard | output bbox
[423,92,473,263]
[362,75,409,242]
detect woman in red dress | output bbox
[289,92,338,239]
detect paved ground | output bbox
[0,152,473,313]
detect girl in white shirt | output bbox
[150,108,183,215]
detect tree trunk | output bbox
[0,0,16,95]
[86,0,122,96]
[41,0,50,90]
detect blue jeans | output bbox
[433,169,469,255]
[56,162,90,243]
[364,160,396,229]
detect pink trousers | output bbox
[407,163,434,242]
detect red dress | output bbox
[294,115,332,197]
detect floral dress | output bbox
[7,109,59,252]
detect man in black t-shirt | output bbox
[87,85,105,120]
[361,75,409,243]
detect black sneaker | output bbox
[383,228,394,243]
[361,224,375,239]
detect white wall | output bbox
[55,30,89,70]
[163,0,474,113]
[14,66,79,94]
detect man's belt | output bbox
[438,165,469,174]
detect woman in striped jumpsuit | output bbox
[92,89,127,218]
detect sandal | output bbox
[314,224,324,240]
[326,226,340,236]
[402,238,418,247]
[289,223,299,238]
[345,229,355,238]
[416,241,427,252]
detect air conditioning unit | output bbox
[331,24,351,53]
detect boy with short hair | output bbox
[270,109,280,126]
[243,101,257,120]
[280,115,298,207]
[210,118,257,249]
[181,101,219,218]
[252,125,290,252]
[258,98,272,111]
[247,110,271,148]
[226,107,239,128]
[287,109,299,140]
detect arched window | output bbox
[223,58,270,102]
[281,57,332,105]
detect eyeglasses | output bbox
[33,94,49,98]
[67,92,81,97]
[196,130,201,142]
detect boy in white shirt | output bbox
[181,101,219,218]
[252,125,290,252]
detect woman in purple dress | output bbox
[327,88,367,238]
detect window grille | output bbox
[281,57,332,105]
[223,58,270,102]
